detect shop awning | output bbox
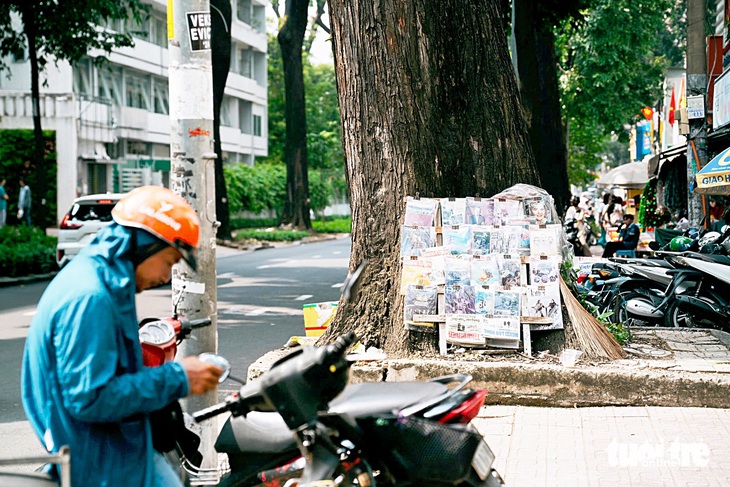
[649,145,686,177]
[596,160,649,189]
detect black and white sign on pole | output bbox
[186,11,211,51]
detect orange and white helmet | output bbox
[112,186,200,270]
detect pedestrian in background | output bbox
[17,178,31,226]
[0,177,8,228]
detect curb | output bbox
[0,272,57,288]
[248,349,730,409]
[383,359,730,409]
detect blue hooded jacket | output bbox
[22,223,190,487]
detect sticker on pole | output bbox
[186,11,211,51]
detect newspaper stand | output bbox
[403,189,563,356]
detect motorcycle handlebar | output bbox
[185,318,212,329]
[192,400,234,423]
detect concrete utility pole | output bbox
[686,0,707,227]
[168,0,219,479]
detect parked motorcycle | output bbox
[183,333,504,487]
[617,228,730,329]
[153,261,505,486]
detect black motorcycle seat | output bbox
[216,381,447,454]
[327,381,447,418]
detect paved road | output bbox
[2,237,730,486]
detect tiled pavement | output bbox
[475,405,730,487]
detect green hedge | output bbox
[224,162,346,219]
[0,226,57,277]
[0,129,58,229]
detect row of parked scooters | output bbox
[577,227,730,330]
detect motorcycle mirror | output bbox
[198,353,232,383]
[342,260,368,303]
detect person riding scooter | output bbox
[21,186,223,487]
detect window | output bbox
[153,78,168,114]
[98,67,123,105]
[149,11,168,48]
[253,114,262,136]
[73,60,93,96]
[239,100,252,133]
[237,0,251,24]
[125,71,151,110]
[237,47,252,78]
[220,96,232,127]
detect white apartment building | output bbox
[0,0,268,224]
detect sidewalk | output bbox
[476,405,730,487]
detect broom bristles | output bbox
[559,276,626,361]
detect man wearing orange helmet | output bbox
[21,186,222,487]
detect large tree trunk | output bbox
[514,1,571,215]
[211,0,232,240]
[326,0,540,355]
[278,0,312,231]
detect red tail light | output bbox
[438,389,487,424]
[56,249,64,262]
[577,274,587,284]
[60,214,82,230]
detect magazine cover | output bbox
[529,224,561,256]
[526,285,563,330]
[474,286,495,315]
[404,197,439,227]
[482,317,521,340]
[440,198,467,225]
[400,257,433,294]
[403,284,439,331]
[420,246,450,286]
[470,225,492,254]
[445,314,484,346]
[444,255,472,286]
[442,225,471,254]
[489,227,507,254]
[470,255,500,287]
[529,256,560,285]
[465,197,494,226]
[400,225,437,257]
[494,199,521,226]
[493,289,521,317]
[444,284,476,314]
[497,255,522,287]
[522,196,554,225]
[509,223,531,256]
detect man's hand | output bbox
[180,356,223,395]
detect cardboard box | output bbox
[302,301,338,337]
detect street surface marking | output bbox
[332,282,344,288]
[295,295,313,301]
[23,311,37,317]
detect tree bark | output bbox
[326,0,539,355]
[514,1,570,215]
[279,0,312,230]
[211,0,233,240]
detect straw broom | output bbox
[559,275,626,361]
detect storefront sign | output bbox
[712,69,730,130]
[686,95,704,119]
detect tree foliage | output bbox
[557,0,676,186]
[0,0,146,222]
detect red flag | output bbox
[668,87,676,125]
